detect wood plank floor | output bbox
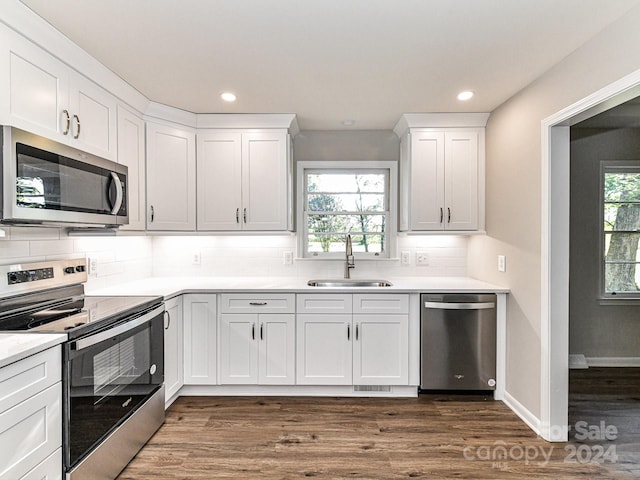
[117,390,636,480]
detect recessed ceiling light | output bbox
[457,91,474,101]
[221,92,236,102]
[341,119,355,126]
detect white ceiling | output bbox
[19,0,640,130]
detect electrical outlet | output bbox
[192,251,201,265]
[497,255,506,272]
[401,251,411,265]
[416,252,429,266]
[88,257,98,275]
[283,251,293,265]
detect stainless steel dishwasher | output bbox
[420,293,497,391]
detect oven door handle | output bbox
[71,305,164,351]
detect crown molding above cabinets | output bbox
[393,113,490,138]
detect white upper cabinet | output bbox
[146,121,196,231]
[197,130,291,231]
[117,106,146,231]
[0,26,117,160]
[395,114,488,233]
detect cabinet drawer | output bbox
[297,294,353,314]
[20,448,62,480]
[353,294,409,314]
[220,294,295,314]
[0,347,61,415]
[0,383,62,480]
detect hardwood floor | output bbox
[569,367,640,479]
[117,391,635,479]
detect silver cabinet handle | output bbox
[243,208,247,223]
[73,114,81,139]
[109,172,124,214]
[249,302,267,306]
[150,205,155,223]
[236,208,240,223]
[440,207,443,223]
[62,110,70,135]
[424,301,495,310]
[164,310,171,330]
[447,207,451,223]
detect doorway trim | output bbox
[541,68,640,441]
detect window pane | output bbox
[604,172,640,202]
[604,232,640,292]
[307,193,385,212]
[307,234,384,253]
[307,214,385,233]
[604,203,640,231]
[307,173,385,193]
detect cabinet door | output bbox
[353,314,408,385]
[241,131,289,230]
[296,314,352,385]
[219,314,258,384]
[117,106,146,230]
[444,131,479,230]
[196,132,242,230]
[409,131,445,230]
[19,448,61,480]
[183,294,217,384]
[258,314,295,385]
[0,383,61,480]
[146,122,196,230]
[1,28,69,139]
[163,296,183,404]
[68,72,117,160]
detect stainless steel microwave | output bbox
[1,126,128,227]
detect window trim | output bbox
[296,161,397,259]
[600,160,640,300]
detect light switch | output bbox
[497,255,506,272]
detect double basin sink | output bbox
[307,279,393,287]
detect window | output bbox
[602,162,640,296]
[297,161,397,258]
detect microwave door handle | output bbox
[109,172,124,214]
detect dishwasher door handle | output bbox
[423,301,495,310]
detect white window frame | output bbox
[296,161,397,259]
[600,160,640,300]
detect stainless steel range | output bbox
[0,258,165,480]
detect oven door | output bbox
[63,305,164,470]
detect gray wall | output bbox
[570,127,640,359]
[293,130,399,162]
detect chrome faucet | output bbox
[344,234,355,279]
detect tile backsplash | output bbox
[0,227,468,291]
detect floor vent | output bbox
[354,385,392,393]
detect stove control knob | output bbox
[64,267,75,274]
[75,265,86,273]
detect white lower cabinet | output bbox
[164,296,183,404]
[183,294,217,385]
[0,347,62,480]
[219,294,295,384]
[297,294,409,386]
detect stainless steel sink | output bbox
[307,279,393,287]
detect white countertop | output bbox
[0,333,66,369]
[87,276,508,299]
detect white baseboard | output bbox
[502,390,541,437]
[586,356,640,367]
[569,354,588,369]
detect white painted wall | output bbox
[468,4,640,420]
